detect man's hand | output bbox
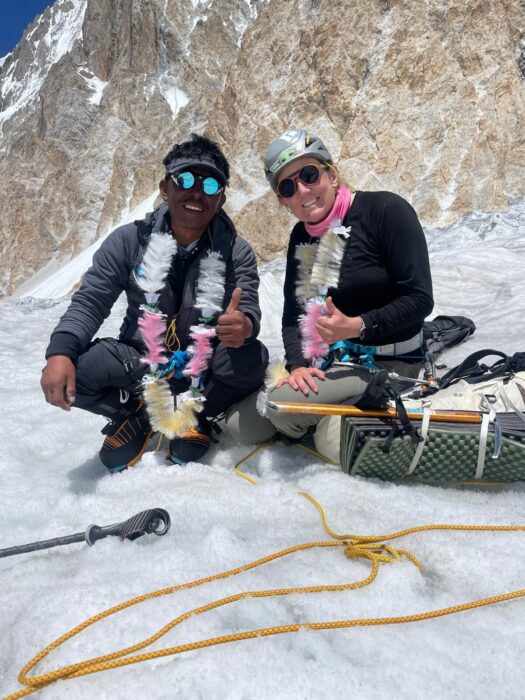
[41,355,77,410]
[277,365,325,395]
[216,287,253,348]
[316,297,362,344]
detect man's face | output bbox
[160,166,226,236]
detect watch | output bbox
[358,317,366,341]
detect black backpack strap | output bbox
[381,384,423,453]
[352,368,391,410]
[510,352,525,373]
[437,349,510,390]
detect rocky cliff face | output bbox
[0,0,523,295]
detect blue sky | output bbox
[0,0,56,57]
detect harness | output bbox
[326,331,424,369]
[320,332,426,451]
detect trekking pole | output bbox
[0,508,171,559]
[266,401,483,424]
[333,362,438,389]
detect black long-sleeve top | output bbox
[282,190,434,367]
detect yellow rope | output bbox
[164,317,180,352]
[154,431,165,453]
[295,441,340,465]
[4,494,525,699]
[233,440,276,484]
[233,439,338,485]
[299,491,525,542]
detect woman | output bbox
[262,128,434,444]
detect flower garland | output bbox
[256,219,352,418]
[257,196,353,418]
[296,219,351,367]
[134,233,226,439]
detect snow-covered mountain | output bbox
[0,0,265,295]
[1,0,524,296]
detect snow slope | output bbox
[0,199,524,699]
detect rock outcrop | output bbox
[0,0,523,295]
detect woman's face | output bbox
[276,157,338,224]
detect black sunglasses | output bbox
[277,163,326,198]
[170,171,223,196]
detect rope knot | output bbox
[344,540,422,570]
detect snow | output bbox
[159,79,189,119]
[12,191,159,300]
[226,148,270,215]
[190,0,213,9]
[0,0,87,133]
[1,199,525,698]
[77,68,107,106]
[230,0,257,48]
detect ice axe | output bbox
[0,508,171,559]
[266,400,484,424]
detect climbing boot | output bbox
[99,405,153,473]
[168,416,215,465]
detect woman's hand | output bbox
[277,365,325,395]
[316,297,363,344]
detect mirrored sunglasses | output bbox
[277,163,325,198]
[171,171,223,196]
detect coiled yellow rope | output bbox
[4,494,525,699]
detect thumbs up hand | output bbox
[316,297,363,345]
[217,287,253,348]
[225,287,242,315]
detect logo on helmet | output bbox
[269,147,303,173]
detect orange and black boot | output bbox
[99,403,153,473]
[168,416,215,465]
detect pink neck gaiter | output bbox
[304,186,352,238]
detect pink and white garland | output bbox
[258,194,353,417]
[296,220,351,367]
[134,234,225,439]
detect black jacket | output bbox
[282,191,434,367]
[46,204,262,359]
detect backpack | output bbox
[410,349,525,417]
[405,371,525,416]
[314,348,525,465]
[422,315,476,356]
[338,350,525,483]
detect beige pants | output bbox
[225,360,421,448]
[266,360,421,440]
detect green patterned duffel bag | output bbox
[340,412,525,483]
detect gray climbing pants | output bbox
[265,359,422,440]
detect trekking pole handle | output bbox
[85,508,171,545]
[0,509,171,559]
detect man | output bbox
[41,134,268,471]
